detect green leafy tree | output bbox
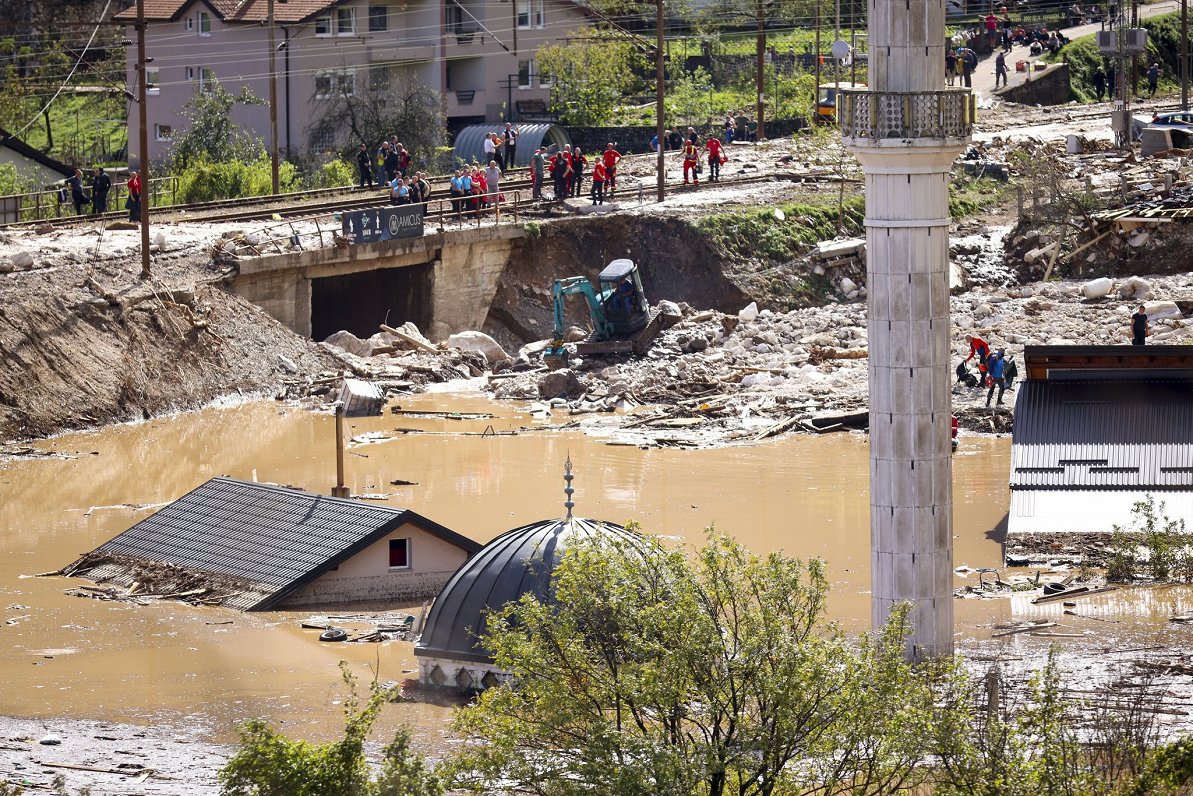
[449,529,952,795]
[1107,495,1190,583]
[219,662,443,796]
[537,30,647,125]
[168,81,266,171]
[667,66,715,128]
[308,71,446,171]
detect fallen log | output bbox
[380,324,438,353]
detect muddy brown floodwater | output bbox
[0,393,1186,761]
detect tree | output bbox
[219,662,443,796]
[308,70,446,170]
[537,30,647,126]
[167,81,266,171]
[449,529,950,795]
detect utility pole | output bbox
[814,1,821,114]
[135,0,151,279]
[755,0,765,139]
[655,0,665,202]
[268,0,280,195]
[1182,0,1189,110]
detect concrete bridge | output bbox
[232,224,523,341]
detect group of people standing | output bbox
[529,142,621,205]
[62,166,141,222]
[963,333,1017,408]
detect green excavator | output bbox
[543,259,663,369]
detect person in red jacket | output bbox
[591,160,607,205]
[705,136,724,182]
[601,143,621,196]
[126,169,142,222]
[965,333,990,380]
[680,139,700,184]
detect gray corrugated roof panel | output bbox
[80,477,477,610]
[1010,379,1193,490]
[452,124,571,169]
[415,517,641,664]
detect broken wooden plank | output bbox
[1031,585,1117,605]
[380,324,438,353]
[992,621,1057,638]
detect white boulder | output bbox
[446,330,510,363]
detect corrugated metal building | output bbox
[1009,346,1193,536]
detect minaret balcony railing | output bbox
[839,89,975,142]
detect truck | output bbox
[543,259,663,369]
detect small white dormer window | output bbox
[198,11,211,35]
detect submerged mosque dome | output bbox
[414,461,640,691]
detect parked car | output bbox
[1151,111,1193,127]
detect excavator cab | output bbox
[597,259,649,335]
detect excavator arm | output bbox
[545,276,614,368]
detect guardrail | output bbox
[0,176,180,224]
[232,191,530,256]
[839,89,976,142]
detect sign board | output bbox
[341,204,424,244]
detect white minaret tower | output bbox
[840,2,973,659]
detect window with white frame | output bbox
[154,123,173,141]
[314,14,332,35]
[184,16,193,31]
[185,66,195,81]
[198,66,215,93]
[198,10,211,35]
[338,68,356,96]
[337,8,355,35]
[146,67,160,94]
[517,59,533,88]
[517,0,543,28]
[368,5,388,32]
[388,538,411,570]
[314,72,334,98]
[538,64,552,87]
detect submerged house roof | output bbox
[67,477,479,610]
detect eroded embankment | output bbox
[0,280,335,442]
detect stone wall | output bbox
[996,63,1072,106]
[277,569,457,607]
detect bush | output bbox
[306,158,355,190]
[176,156,300,203]
[219,662,442,796]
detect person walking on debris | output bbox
[356,144,374,188]
[986,349,1007,407]
[995,51,1008,89]
[91,167,111,214]
[1147,62,1160,97]
[1093,66,1106,100]
[126,169,141,222]
[681,137,701,184]
[1130,303,1149,345]
[706,135,725,182]
[965,333,990,376]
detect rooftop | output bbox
[66,476,477,610]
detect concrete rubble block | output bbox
[839,277,858,295]
[657,300,682,328]
[1128,231,1150,248]
[973,303,993,320]
[538,368,580,398]
[8,251,34,270]
[564,325,588,343]
[323,330,373,358]
[337,378,384,416]
[738,301,759,322]
[1117,276,1153,301]
[813,237,866,259]
[445,331,510,364]
[1144,300,1182,321]
[1081,277,1114,299]
[276,354,299,374]
[393,321,433,347]
[0,259,13,274]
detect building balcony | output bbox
[839,89,975,143]
[447,29,487,54]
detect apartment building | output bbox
[116,0,590,163]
